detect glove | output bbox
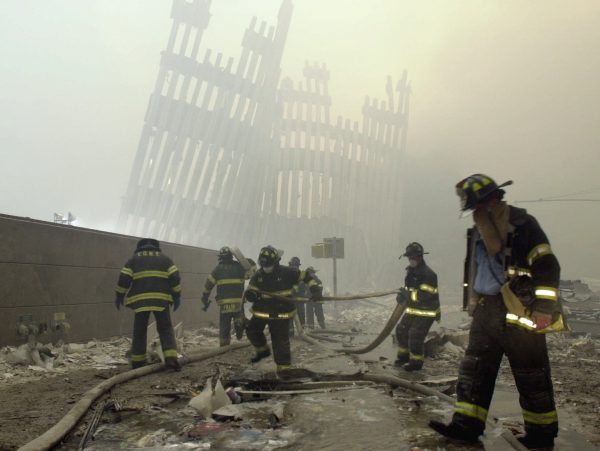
[173,295,181,311]
[115,295,124,310]
[201,293,211,311]
[244,290,260,303]
[396,288,408,304]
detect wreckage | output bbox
[116,0,411,289]
[560,279,600,336]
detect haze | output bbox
[1,0,598,292]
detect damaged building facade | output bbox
[117,0,410,289]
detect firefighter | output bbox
[288,257,306,328]
[394,242,440,371]
[201,246,247,347]
[244,246,323,375]
[429,174,563,449]
[115,238,181,370]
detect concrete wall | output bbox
[0,214,220,346]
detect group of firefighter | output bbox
[114,173,564,449]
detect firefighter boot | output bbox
[404,360,424,372]
[517,434,555,449]
[250,347,271,363]
[165,357,182,371]
[394,354,409,367]
[428,420,481,443]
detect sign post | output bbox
[311,237,344,297]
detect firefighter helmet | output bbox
[258,245,280,267]
[401,242,428,258]
[455,174,513,211]
[136,238,160,251]
[288,256,301,268]
[218,246,233,261]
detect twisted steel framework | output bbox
[117,0,410,288]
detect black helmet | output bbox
[401,242,428,258]
[218,246,233,261]
[136,238,160,252]
[288,256,301,268]
[258,245,280,267]
[455,174,513,211]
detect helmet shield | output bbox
[455,174,512,212]
[218,246,233,261]
[258,246,280,268]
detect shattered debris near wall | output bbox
[0,327,221,387]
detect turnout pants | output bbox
[246,316,291,369]
[452,294,558,439]
[306,302,326,329]
[219,305,245,347]
[395,313,434,364]
[131,309,177,369]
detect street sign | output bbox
[311,237,344,259]
[324,237,344,258]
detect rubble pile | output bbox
[0,327,222,387]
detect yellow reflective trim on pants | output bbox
[116,286,128,294]
[132,270,169,280]
[163,349,178,358]
[126,292,173,304]
[167,265,178,276]
[251,309,296,319]
[522,409,558,425]
[405,307,439,317]
[208,275,217,284]
[255,345,270,353]
[535,286,558,301]
[247,284,259,290]
[455,402,488,423]
[120,267,133,276]
[397,347,409,355]
[307,280,320,288]
[172,284,181,293]
[527,243,553,265]
[133,306,167,313]
[131,354,147,362]
[217,278,245,286]
[419,284,438,294]
[277,365,291,371]
[409,353,424,361]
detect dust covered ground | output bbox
[1,304,600,450]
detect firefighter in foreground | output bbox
[394,242,440,371]
[115,238,182,370]
[244,246,323,374]
[430,174,564,449]
[202,247,247,346]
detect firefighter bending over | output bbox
[395,242,440,371]
[115,238,181,371]
[429,174,564,449]
[244,246,323,376]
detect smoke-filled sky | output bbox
[1,1,599,283]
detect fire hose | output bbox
[17,343,251,451]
